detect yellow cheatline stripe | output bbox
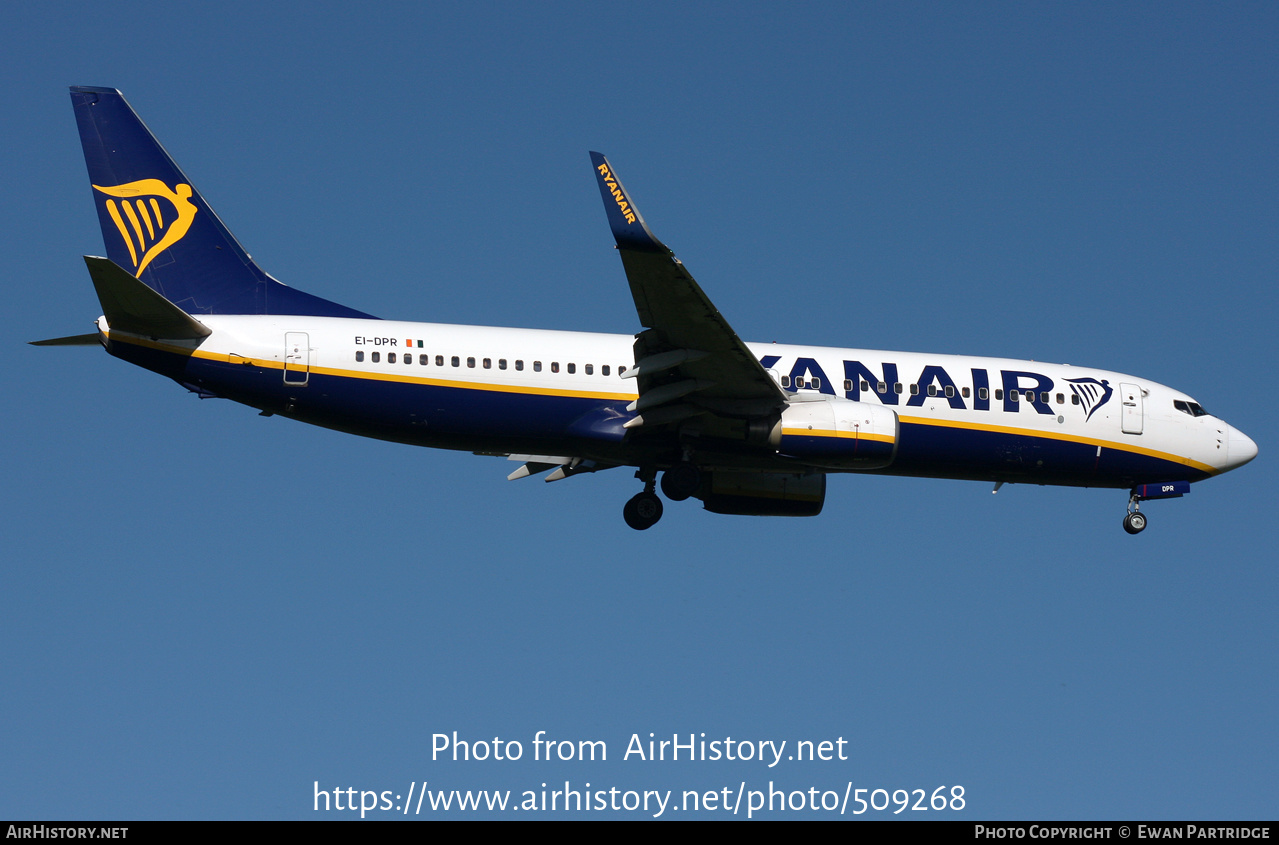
[304,362,636,401]
[107,332,636,402]
[101,333,1219,474]
[781,427,896,444]
[898,414,1216,474]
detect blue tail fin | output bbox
[70,87,375,318]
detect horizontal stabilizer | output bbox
[84,255,211,340]
[29,333,101,346]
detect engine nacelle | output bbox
[697,470,826,517]
[776,398,899,469]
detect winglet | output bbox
[589,152,668,253]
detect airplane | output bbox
[37,86,1257,533]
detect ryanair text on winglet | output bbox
[597,164,637,224]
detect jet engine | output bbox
[775,397,899,469]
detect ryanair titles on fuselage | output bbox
[759,354,1114,420]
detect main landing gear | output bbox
[623,466,663,530]
[1123,492,1147,535]
[623,490,663,531]
[623,462,702,530]
[660,461,701,501]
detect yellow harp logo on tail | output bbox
[93,180,198,277]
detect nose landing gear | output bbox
[1122,508,1147,535]
[1123,491,1148,534]
[1122,482,1192,534]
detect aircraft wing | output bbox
[589,152,787,427]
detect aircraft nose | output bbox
[1227,425,1258,470]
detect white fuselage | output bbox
[99,314,1256,487]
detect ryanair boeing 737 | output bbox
[38,87,1257,532]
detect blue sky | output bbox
[2,1,1275,819]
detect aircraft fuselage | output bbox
[97,313,1251,492]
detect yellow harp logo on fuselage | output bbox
[93,179,198,277]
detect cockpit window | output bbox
[1174,400,1210,417]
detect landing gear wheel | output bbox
[623,491,664,530]
[660,463,701,501]
[1123,511,1147,535]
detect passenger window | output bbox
[1056,393,1064,404]
[602,365,610,376]
[534,361,542,372]
[795,377,806,388]
[451,356,460,367]
[894,383,903,394]
[619,365,627,375]
[551,362,559,373]
[945,385,954,398]
[927,384,937,397]
[483,358,491,369]
[515,360,524,371]
[843,380,852,392]
[372,351,380,363]
[1010,390,1019,402]
[355,350,364,362]
[1072,394,1079,405]
[910,384,919,395]
[499,359,507,370]
[585,364,593,375]
[419,354,428,365]
[405,354,412,365]
[1040,392,1049,403]
[978,387,988,400]
[781,375,791,388]
[878,381,886,394]
[961,387,970,398]
[467,357,475,368]
[811,377,821,389]
[388,353,397,363]
[995,389,1003,401]
[567,363,576,374]
[436,355,444,366]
